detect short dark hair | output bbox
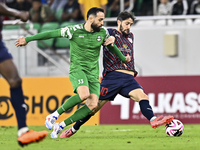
[87,7,104,20]
[117,11,135,22]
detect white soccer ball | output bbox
[165,119,184,137]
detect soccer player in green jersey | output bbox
[15,7,130,138]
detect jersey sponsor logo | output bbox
[97,35,101,42]
[79,35,84,38]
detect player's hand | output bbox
[15,37,27,47]
[104,36,115,46]
[124,54,131,63]
[17,11,29,22]
[122,54,131,67]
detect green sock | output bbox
[64,105,92,126]
[57,94,82,115]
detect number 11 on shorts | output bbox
[78,79,84,84]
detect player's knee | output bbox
[8,77,22,88]
[138,94,149,102]
[79,93,90,101]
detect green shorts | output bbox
[69,70,100,97]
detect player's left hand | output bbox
[15,37,27,47]
[104,36,115,46]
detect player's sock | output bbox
[73,114,92,130]
[71,126,77,133]
[51,110,60,118]
[10,86,27,130]
[18,127,29,137]
[64,105,92,126]
[57,94,82,115]
[139,100,155,121]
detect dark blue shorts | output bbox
[99,71,142,101]
[0,40,13,63]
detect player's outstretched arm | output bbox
[0,3,29,22]
[15,29,62,47]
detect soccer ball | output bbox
[165,119,184,137]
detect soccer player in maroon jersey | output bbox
[0,2,47,146]
[59,11,174,138]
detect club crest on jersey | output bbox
[123,44,128,48]
[128,38,133,43]
[97,36,101,42]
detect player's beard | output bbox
[91,22,101,32]
[120,24,130,36]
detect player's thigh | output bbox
[129,88,149,102]
[0,41,13,64]
[69,70,89,96]
[0,59,21,85]
[99,73,122,100]
[119,73,142,99]
[0,41,19,82]
[88,76,101,98]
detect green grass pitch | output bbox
[0,124,200,150]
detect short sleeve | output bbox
[60,27,73,39]
[60,24,83,39]
[102,26,110,41]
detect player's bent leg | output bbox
[129,89,155,120]
[51,102,94,138]
[45,87,89,130]
[17,130,48,147]
[129,89,174,128]
[60,100,108,138]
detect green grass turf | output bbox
[0,124,200,150]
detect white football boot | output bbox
[51,123,64,138]
[45,114,58,130]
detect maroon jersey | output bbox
[102,28,137,77]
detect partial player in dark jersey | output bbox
[59,11,174,138]
[0,2,48,146]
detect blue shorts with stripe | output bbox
[99,71,142,101]
[0,40,13,63]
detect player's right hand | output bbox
[15,37,27,47]
[17,11,29,22]
[124,54,131,63]
[121,54,131,67]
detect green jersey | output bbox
[60,23,109,76]
[25,23,126,78]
